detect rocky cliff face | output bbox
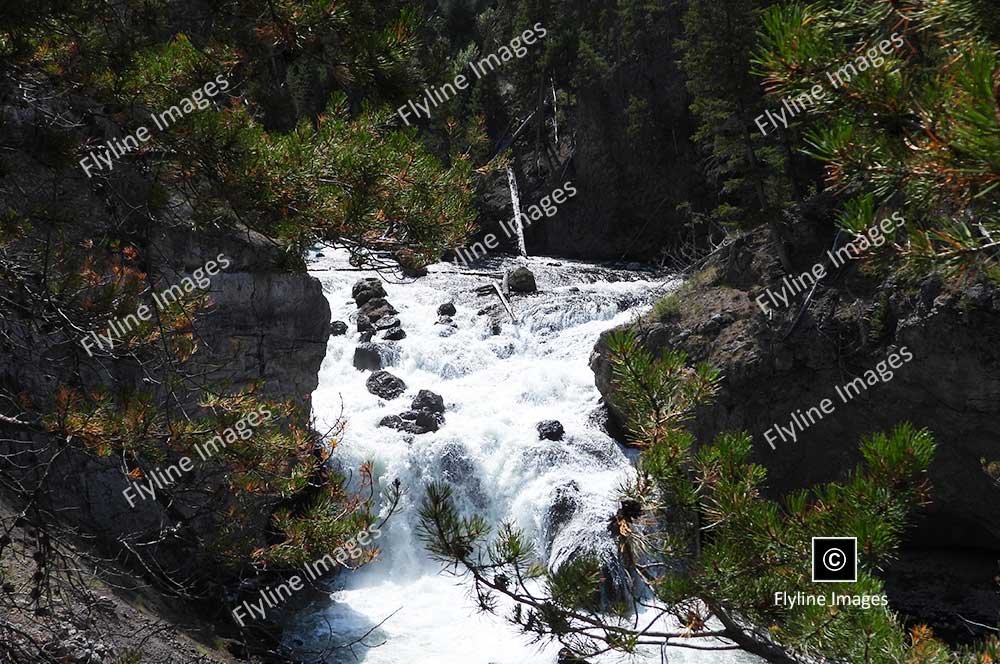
[153,225,331,407]
[0,83,331,640]
[0,221,331,579]
[591,218,1000,636]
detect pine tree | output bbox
[677,0,800,270]
[753,0,1000,277]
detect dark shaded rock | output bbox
[359,297,398,323]
[587,403,627,444]
[354,342,401,371]
[380,410,441,435]
[411,390,445,414]
[696,312,735,336]
[352,278,386,306]
[439,443,487,510]
[438,302,457,316]
[382,327,407,341]
[507,266,537,293]
[366,371,407,400]
[436,315,455,326]
[542,481,580,554]
[536,420,565,441]
[400,410,440,433]
[329,321,348,336]
[378,414,403,429]
[375,316,401,330]
[357,313,373,333]
[359,330,374,343]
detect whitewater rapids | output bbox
[289,250,760,664]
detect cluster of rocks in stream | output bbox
[347,278,454,435]
[378,389,446,435]
[354,278,408,342]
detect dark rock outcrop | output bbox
[359,297,398,323]
[366,371,407,400]
[352,278,386,306]
[330,321,348,336]
[507,266,537,293]
[537,420,565,441]
[590,220,1000,632]
[379,410,440,435]
[542,480,581,554]
[438,302,457,316]
[382,327,407,341]
[375,315,401,331]
[379,389,446,435]
[412,390,445,414]
[354,343,396,371]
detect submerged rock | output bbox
[374,315,401,330]
[382,327,407,341]
[329,320,348,336]
[537,420,565,441]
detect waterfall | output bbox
[506,164,528,257]
[289,250,760,664]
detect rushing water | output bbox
[291,250,760,664]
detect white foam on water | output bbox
[291,251,760,664]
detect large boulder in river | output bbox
[507,266,537,293]
[411,389,445,414]
[353,342,399,371]
[354,344,383,371]
[359,297,398,323]
[352,278,386,306]
[366,371,407,400]
[437,302,457,316]
[379,410,439,435]
[329,320,348,336]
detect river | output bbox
[289,250,760,664]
